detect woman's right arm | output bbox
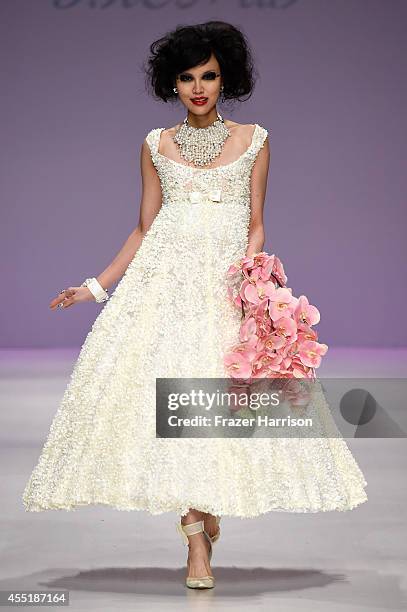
[50,137,162,310]
[94,138,162,290]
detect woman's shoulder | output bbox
[225,121,269,147]
[144,126,165,152]
[145,126,165,140]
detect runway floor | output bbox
[1,347,406,611]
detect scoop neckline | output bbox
[154,123,260,172]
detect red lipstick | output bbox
[191,97,208,106]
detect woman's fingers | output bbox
[49,287,77,310]
[49,286,96,310]
[60,289,77,309]
[49,293,65,310]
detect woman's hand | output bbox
[49,286,95,311]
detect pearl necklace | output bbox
[172,112,231,167]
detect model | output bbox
[22,21,368,590]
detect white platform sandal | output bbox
[176,519,215,589]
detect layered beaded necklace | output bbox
[172,111,231,167]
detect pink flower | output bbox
[261,254,277,280]
[273,316,297,339]
[239,316,258,346]
[224,351,253,379]
[261,333,286,355]
[268,288,295,321]
[251,351,282,378]
[298,340,328,368]
[227,254,257,279]
[297,323,319,344]
[291,361,313,378]
[244,280,276,306]
[272,256,287,287]
[294,295,320,326]
[256,317,273,339]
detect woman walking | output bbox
[22,21,368,589]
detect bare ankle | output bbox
[181,508,205,525]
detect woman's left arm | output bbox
[246,136,270,257]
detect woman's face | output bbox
[175,53,223,116]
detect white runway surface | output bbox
[1,348,406,611]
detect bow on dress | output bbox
[189,189,222,204]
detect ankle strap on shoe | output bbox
[175,520,204,546]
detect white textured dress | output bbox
[22,124,368,517]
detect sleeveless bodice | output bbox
[146,123,269,209]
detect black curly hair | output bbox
[143,21,257,105]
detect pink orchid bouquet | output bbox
[224,252,328,382]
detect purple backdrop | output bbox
[1,0,406,348]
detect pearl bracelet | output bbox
[81,277,109,303]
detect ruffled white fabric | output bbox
[22,124,367,516]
